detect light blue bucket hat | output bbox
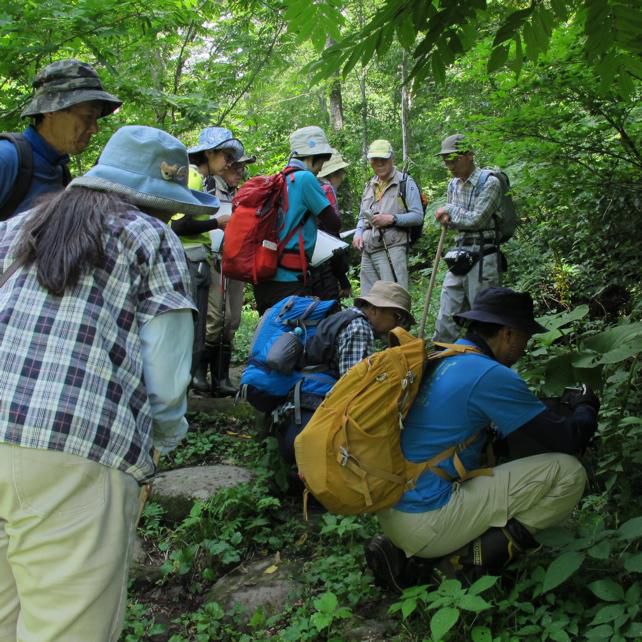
[186,126,244,160]
[68,126,220,215]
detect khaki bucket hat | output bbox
[318,151,349,178]
[354,281,415,325]
[436,134,471,156]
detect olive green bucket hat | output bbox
[21,59,122,118]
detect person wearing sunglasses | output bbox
[433,134,504,342]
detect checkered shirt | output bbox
[335,308,375,376]
[446,167,502,244]
[0,208,194,482]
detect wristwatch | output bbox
[392,214,398,226]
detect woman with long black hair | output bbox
[0,125,219,642]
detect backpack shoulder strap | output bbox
[0,133,34,221]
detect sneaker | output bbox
[364,535,408,593]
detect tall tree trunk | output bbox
[400,50,410,166]
[326,37,344,131]
[359,67,368,163]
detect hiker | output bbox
[352,140,423,294]
[364,287,600,591]
[170,165,225,393]
[0,59,121,219]
[433,133,505,342]
[275,281,414,465]
[252,125,341,315]
[0,125,218,641]
[185,127,245,395]
[311,150,352,300]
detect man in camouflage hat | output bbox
[0,59,121,219]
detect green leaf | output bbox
[488,45,509,73]
[585,625,614,639]
[536,305,589,331]
[591,603,627,625]
[535,527,577,548]
[624,553,642,573]
[471,626,492,642]
[430,606,460,641]
[314,591,338,613]
[401,598,417,619]
[542,551,585,592]
[468,575,499,595]
[459,594,491,612]
[625,582,641,605]
[588,541,612,560]
[589,579,625,602]
[310,612,332,632]
[618,517,642,540]
[582,322,642,355]
[396,13,416,50]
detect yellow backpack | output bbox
[294,328,489,516]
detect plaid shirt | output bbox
[0,208,194,482]
[335,308,375,376]
[446,167,502,244]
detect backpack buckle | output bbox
[339,446,350,466]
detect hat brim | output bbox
[187,138,244,160]
[68,174,220,216]
[237,155,256,164]
[353,293,416,326]
[367,151,393,159]
[318,161,349,178]
[454,309,547,335]
[21,89,122,118]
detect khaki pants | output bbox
[0,445,140,642]
[206,260,244,346]
[378,453,587,558]
[359,245,408,295]
[433,250,500,342]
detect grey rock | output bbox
[152,465,253,521]
[204,557,303,624]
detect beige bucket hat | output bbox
[318,151,349,178]
[289,126,333,157]
[354,281,415,325]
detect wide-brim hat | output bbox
[354,280,416,325]
[21,59,121,118]
[69,125,220,216]
[455,287,547,335]
[186,127,244,160]
[318,151,349,178]
[289,126,333,157]
[236,154,256,164]
[436,134,470,156]
[367,139,394,159]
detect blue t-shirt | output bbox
[0,126,70,216]
[274,160,329,282]
[395,339,546,513]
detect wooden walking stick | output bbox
[418,225,447,339]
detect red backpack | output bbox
[222,167,309,284]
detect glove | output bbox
[565,384,600,414]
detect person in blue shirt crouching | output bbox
[365,287,600,591]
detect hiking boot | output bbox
[209,343,236,397]
[364,535,408,593]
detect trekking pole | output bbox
[217,273,228,387]
[418,225,447,338]
[378,227,399,283]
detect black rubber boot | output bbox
[217,342,237,397]
[207,347,220,396]
[191,351,210,394]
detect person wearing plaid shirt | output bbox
[433,134,503,342]
[0,126,219,642]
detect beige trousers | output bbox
[0,444,140,642]
[206,260,245,346]
[378,453,587,558]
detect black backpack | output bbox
[398,173,427,246]
[0,132,71,221]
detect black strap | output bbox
[0,133,33,221]
[0,258,23,289]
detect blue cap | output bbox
[187,127,244,160]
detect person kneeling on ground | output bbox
[365,287,600,591]
[277,280,415,465]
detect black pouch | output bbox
[443,248,480,276]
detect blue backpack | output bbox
[240,296,343,412]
